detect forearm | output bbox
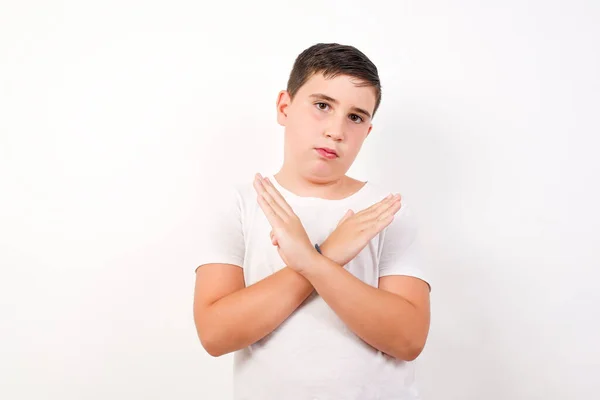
[201,266,313,356]
[302,253,426,361]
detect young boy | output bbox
[194,43,431,400]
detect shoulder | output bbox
[208,175,253,199]
[200,178,246,217]
[231,178,256,210]
[207,176,259,217]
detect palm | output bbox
[253,174,316,272]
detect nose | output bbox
[325,117,345,141]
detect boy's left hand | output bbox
[253,174,318,273]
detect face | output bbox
[276,72,376,181]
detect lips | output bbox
[316,147,338,156]
[315,147,338,160]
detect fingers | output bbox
[358,193,400,221]
[377,198,402,222]
[367,197,402,234]
[253,176,284,228]
[357,193,394,216]
[360,194,401,231]
[254,175,287,216]
[261,176,295,217]
[256,190,282,228]
[337,209,354,227]
[372,194,401,222]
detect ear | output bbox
[276,90,291,127]
[366,123,373,137]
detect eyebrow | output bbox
[309,93,372,120]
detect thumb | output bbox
[337,209,354,227]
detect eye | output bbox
[349,114,363,123]
[315,102,330,111]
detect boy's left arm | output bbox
[302,252,430,361]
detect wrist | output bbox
[301,250,338,282]
[317,241,342,266]
[297,248,326,277]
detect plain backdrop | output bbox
[1,1,599,399]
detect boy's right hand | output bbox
[319,193,402,267]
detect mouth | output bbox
[315,147,338,159]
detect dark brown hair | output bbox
[286,43,382,117]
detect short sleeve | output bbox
[194,183,245,273]
[377,204,431,290]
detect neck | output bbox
[274,164,351,199]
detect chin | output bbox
[305,165,345,180]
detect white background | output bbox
[1,1,599,399]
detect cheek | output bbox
[285,118,317,149]
[344,127,369,150]
[289,111,322,136]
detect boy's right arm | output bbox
[193,263,313,357]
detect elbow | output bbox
[394,321,430,361]
[195,308,228,357]
[195,316,227,357]
[204,344,225,358]
[402,342,425,361]
[198,331,227,357]
[391,335,427,362]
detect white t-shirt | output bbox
[196,174,430,400]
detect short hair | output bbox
[286,43,382,116]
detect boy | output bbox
[194,43,431,399]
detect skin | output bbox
[273,72,375,197]
[194,72,430,361]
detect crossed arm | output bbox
[193,177,430,360]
